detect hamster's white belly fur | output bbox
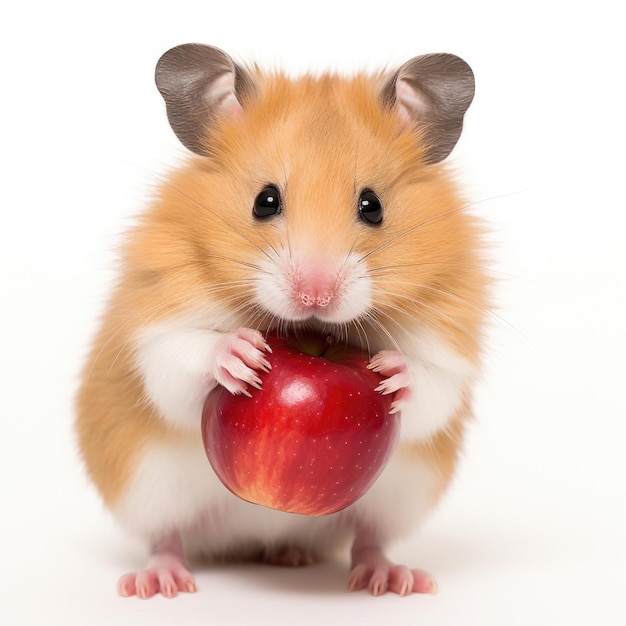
[113,435,438,558]
[120,308,476,557]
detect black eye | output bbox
[358,189,383,225]
[253,185,282,219]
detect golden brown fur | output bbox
[76,70,488,515]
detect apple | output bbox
[201,331,400,516]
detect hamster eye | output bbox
[253,185,282,219]
[358,189,383,225]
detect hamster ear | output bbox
[155,44,255,154]
[381,54,475,163]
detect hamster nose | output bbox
[296,265,337,309]
[299,292,334,308]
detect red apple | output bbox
[202,331,400,516]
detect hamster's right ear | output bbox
[381,53,475,163]
[155,44,255,154]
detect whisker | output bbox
[358,208,465,263]
[84,284,206,383]
[246,306,275,333]
[362,310,405,353]
[105,285,243,376]
[203,254,268,274]
[370,289,467,332]
[372,287,481,343]
[204,298,261,332]
[358,189,526,264]
[117,158,281,263]
[87,277,263,383]
[375,279,491,321]
[352,318,372,356]
[368,296,478,362]
[370,278,529,347]
[364,261,511,280]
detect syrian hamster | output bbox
[75,43,489,598]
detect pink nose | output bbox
[299,292,333,307]
[294,260,338,310]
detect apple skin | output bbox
[202,332,400,516]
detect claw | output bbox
[349,542,437,596]
[369,350,411,405]
[118,531,196,599]
[210,328,273,395]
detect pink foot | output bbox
[348,543,437,597]
[117,532,196,599]
[368,350,412,414]
[209,328,272,396]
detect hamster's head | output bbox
[146,44,484,349]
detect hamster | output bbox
[75,43,489,599]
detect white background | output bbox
[2,1,625,625]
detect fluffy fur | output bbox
[75,61,489,596]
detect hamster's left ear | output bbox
[381,54,475,163]
[155,44,255,154]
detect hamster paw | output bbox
[348,545,437,596]
[118,559,196,599]
[209,328,272,396]
[117,531,196,599]
[368,349,411,414]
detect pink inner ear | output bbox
[221,94,244,118]
[205,72,244,118]
[395,78,428,125]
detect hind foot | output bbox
[117,531,196,599]
[348,542,437,596]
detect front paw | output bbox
[208,328,271,396]
[368,350,411,414]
